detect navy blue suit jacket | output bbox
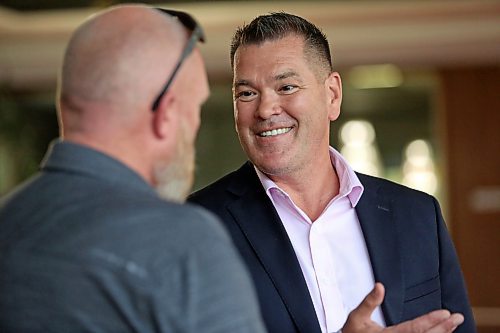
[189,161,476,333]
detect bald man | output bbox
[0,5,265,333]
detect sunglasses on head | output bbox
[151,9,205,112]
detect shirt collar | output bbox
[255,146,364,207]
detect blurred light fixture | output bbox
[339,120,383,177]
[348,64,403,89]
[402,139,438,195]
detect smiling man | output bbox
[189,12,475,333]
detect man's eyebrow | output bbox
[233,71,302,88]
[275,71,301,81]
[233,79,250,88]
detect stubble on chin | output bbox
[248,146,294,178]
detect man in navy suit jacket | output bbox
[189,12,475,333]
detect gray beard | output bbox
[156,174,191,203]
[154,123,195,203]
[155,152,194,203]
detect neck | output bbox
[268,151,340,222]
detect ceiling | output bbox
[1,0,499,91]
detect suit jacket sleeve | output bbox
[434,197,476,332]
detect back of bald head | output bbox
[58,5,186,135]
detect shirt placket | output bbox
[310,221,348,333]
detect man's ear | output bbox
[152,92,178,140]
[326,72,342,121]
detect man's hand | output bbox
[343,283,464,333]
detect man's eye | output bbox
[235,90,257,101]
[279,85,298,94]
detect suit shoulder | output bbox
[189,162,253,206]
[358,172,436,205]
[190,173,235,198]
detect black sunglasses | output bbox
[151,9,205,111]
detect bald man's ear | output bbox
[152,92,178,140]
[326,72,342,121]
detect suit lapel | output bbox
[226,163,322,333]
[355,174,404,325]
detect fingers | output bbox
[342,283,386,333]
[344,283,464,333]
[426,313,464,333]
[353,282,385,319]
[392,310,464,333]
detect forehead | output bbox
[233,35,309,77]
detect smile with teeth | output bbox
[258,127,292,137]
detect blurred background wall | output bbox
[0,1,499,331]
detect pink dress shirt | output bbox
[255,147,386,333]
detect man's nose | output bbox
[255,92,281,119]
